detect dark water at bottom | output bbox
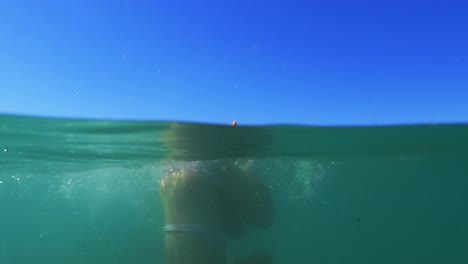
[0,115,467,263]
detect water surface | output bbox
[1,114,467,263]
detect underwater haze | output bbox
[1,114,468,264]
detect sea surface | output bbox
[1,114,467,264]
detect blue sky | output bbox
[0,0,467,125]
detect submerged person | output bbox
[159,121,274,264]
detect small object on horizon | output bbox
[231,121,237,126]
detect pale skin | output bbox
[159,122,274,264]
[160,163,227,264]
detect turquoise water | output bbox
[1,114,468,263]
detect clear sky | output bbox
[0,0,466,125]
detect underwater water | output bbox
[1,114,468,264]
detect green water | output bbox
[1,114,468,264]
